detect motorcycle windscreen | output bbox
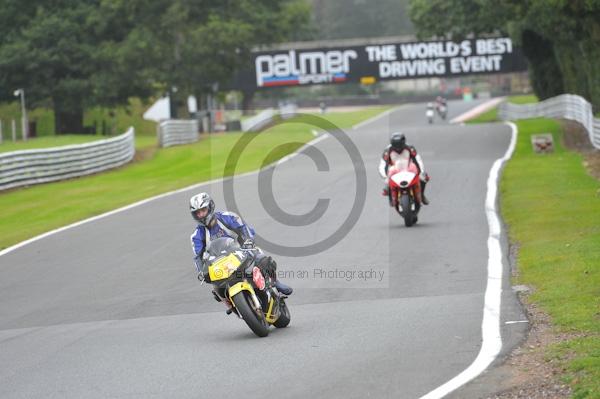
[206,237,240,257]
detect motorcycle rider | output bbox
[426,102,435,123]
[189,192,293,313]
[379,132,430,205]
[435,96,448,112]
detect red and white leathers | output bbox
[378,144,427,182]
[379,144,430,205]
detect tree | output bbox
[408,0,600,109]
[106,0,311,115]
[311,0,414,40]
[0,0,153,133]
[0,0,311,132]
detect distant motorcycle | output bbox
[426,108,435,124]
[387,153,423,227]
[199,237,291,337]
[437,104,447,120]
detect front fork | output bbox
[228,281,262,319]
[393,184,422,209]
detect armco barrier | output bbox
[158,119,199,148]
[241,104,298,132]
[0,128,135,191]
[241,109,276,132]
[498,94,600,149]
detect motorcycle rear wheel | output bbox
[273,299,291,328]
[232,291,269,337]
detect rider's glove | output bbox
[241,238,255,249]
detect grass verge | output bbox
[501,118,600,398]
[0,107,388,250]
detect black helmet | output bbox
[390,132,406,151]
[189,192,215,226]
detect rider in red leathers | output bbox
[379,132,430,206]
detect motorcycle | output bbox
[387,153,422,227]
[426,108,435,124]
[199,237,291,337]
[437,104,447,120]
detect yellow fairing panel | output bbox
[208,254,241,281]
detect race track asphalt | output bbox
[0,99,527,399]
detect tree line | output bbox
[409,0,600,111]
[310,0,414,40]
[0,0,310,134]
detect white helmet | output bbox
[190,192,215,226]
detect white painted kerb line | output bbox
[419,121,518,399]
[0,108,395,258]
[450,97,506,124]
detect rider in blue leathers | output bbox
[189,192,293,313]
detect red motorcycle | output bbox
[387,154,422,227]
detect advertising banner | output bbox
[234,37,528,90]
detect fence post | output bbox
[11,119,16,142]
[0,120,3,144]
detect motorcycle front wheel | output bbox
[232,291,269,337]
[400,194,416,227]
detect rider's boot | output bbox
[274,280,293,296]
[382,185,389,196]
[258,255,293,296]
[420,180,430,205]
[213,289,234,314]
[382,185,393,207]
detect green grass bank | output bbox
[468,94,599,398]
[501,117,599,398]
[0,107,387,250]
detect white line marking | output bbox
[450,97,506,124]
[0,109,395,258]
[419,121,517,399]
[505,320,529,325]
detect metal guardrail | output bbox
[0,128,135,191]
[241,109,277,132]
[158,119,199,148]
[279,103,298,120]
[498,94,600,149]
[241,104,299,132]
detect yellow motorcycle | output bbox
[199,237,291,337]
